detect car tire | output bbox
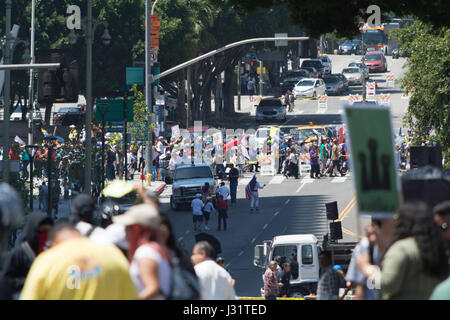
[170,196,179,211]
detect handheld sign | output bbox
[343,103,401,218]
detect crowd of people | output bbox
[262,200,450,300]
[0,182,237,300]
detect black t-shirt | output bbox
[229,168,239,182]
[106,150,116,165]
[280,271,291,296]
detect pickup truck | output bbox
[170,163,217,211]
[254,234,356,297]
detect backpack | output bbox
[219,200,228,210]
[166,255,201,300]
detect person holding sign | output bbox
[245,175,265,213]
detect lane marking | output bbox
[338,197,357,222]
[274,211,279,217]
[238,251,244,257]
[337,196,356,220]
[178,237,183,242]
[263,224,268,230]
[239,178,251,186]
[296,184,305,193]
[251,237,256,243]
[331,176,347,183]
[268,175,285,185]
[185,230,190,235]
[285,199,290,205]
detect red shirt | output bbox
[263,268,278,297]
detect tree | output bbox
[220,0,449,38]
[392,21,449,168]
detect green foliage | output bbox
[127,84,152,142]
[395,21,450,168]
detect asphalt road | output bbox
[160,53,409,297]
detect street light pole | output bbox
[27,0,36,147]
[145,0,153,180]
[2,0,12,184]
[84,0,93,195]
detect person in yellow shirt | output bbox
[20,222,138,300]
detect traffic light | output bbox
[37,49,79,103]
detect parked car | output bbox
[54,107,85,126]
[77,103,86,112]
[392,45,400,59]
[300,67,318,78]
[333,73,349,92]
[301,59,326,78]
[293,78,326,98]
[348,61,369,79]
[279,69,310,93]
[322,75,344,95]
[339,39,366,55]
[255,97,287,123]
[363,51,388,73]
[318,55,332,74]
[342,67,364,85]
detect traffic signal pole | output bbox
[145,0,153,181]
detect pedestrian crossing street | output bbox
[238,173,351,186]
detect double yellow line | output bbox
[336,196,356,222]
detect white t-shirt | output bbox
[129,244,172,297]
[75,221,110,246]
[289,153,298,164]
[203,202,215,214]
[217,185,230,200]
[156,141,164,154]
[194,260,237,300]
[191,198,204,216]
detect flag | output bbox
[14,136,25,145]
[245,182,252,200]
[41,128,50,137]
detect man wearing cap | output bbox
[191,194,205,232]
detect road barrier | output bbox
[317,95,328,113]
[348,94,361,104]
[385,74,395,87]
[366,82,376,99]
[299,153,311,175]
[379,94,391,105]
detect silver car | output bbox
[255,98,287,123]
[348,61,369,79]
[318,55,332,74]
[342,67,364,85]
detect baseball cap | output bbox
[112,204,161,228]
[195,193,202,198]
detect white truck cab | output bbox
[254,234,320,296]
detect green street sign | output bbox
[126,67,144,86]
[95,99,134,122]
[343,104,401,218]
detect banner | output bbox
[343,104,401,218]
[171,125,180,138]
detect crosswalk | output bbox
[238,173,350,185]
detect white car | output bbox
[293,78,326,98]
[348,61,369,79]
[342,67,364,85]
[255,98,287,123]
[318,55,332,74]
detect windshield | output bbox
[297,80,315,87]
[297,128,326,140]
[323,77,338,83]
[319,57,328,63]
[281,70,308,79]
[59,107,79,113]
[302,61,321,68]
[361,29,385,45]
[349,62,362,68]
[174,167,213,180]
[341,41,352,46]
[259,99,282,107]
[343,68,359,73]
[365,54,382,61]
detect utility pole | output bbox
[84,0,93,195]
[27,0,36,147]
[2,0,12,184]
[186,67,191,128]
[259,60,263,97]
[145,0,153,180]
[237,61,241,111]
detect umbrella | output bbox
[195,233,222,258]
[54,136,65,143]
